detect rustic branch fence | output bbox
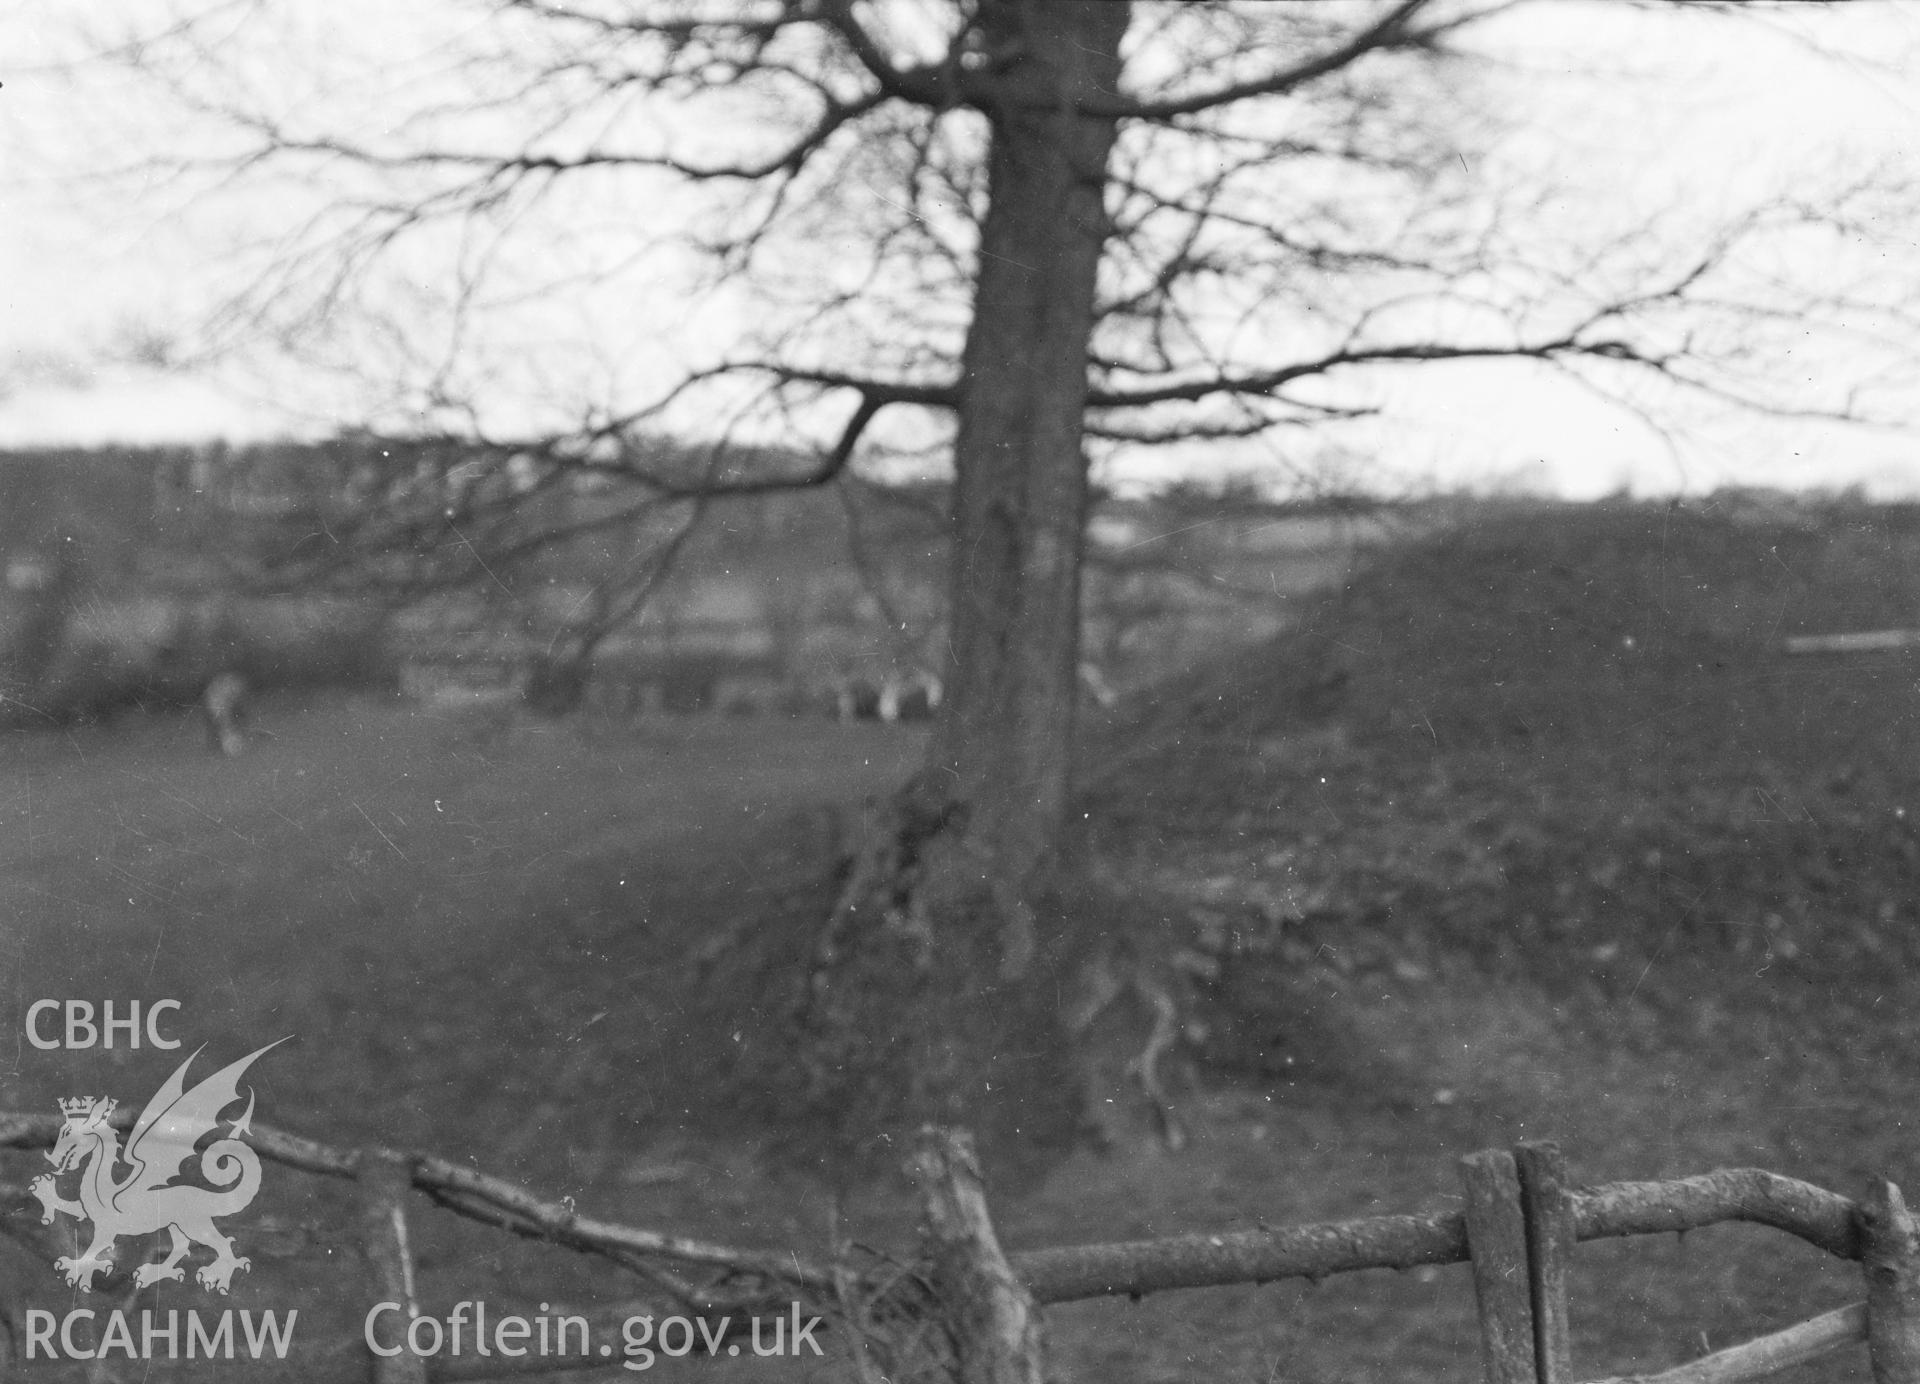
[3,1112,1917,1383]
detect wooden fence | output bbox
[3,1112,1917,1383]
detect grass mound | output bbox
[1054,498,1920,1380]
[1093,498,1920,1008]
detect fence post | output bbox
[911,1127,1045,1384]
[357,1148,428,1384]
[1514,1142,1575,1384]
[1461,1149,1538,1384]
[1863,1180,1920,1384]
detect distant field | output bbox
[3,497,1919,1383]
[1,700,923,1112]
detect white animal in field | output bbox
[833,666,1102,721]
[876,667,943,723]
[201,672,248,756]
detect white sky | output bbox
[1,1,1918,498]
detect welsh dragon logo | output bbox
[29,1040,286,1293]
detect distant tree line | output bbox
[0,438,1372,729]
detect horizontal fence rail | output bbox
[0,1113,1868,1303]
[4,1113,1915,1383]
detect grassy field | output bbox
[3,496,1919,1382]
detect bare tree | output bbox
[87,0,1919,1130]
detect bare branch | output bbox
[811,0,950,107]
[1088,0,1440,121]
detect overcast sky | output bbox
[2,1,1918,499]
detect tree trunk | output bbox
[924,0,1130,965]
[792,2,1130,1165]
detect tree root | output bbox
[1064,951,1201,1153]
[771,777,1208,1165]
[1129,984,1187,1152]
[810,770,964,993]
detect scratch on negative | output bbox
[353,801,410,863]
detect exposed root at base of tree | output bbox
[809,769,964,989]
[681,779,1220,1177]
[1062,941,1212,1154]
[766,779,1211,1166]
